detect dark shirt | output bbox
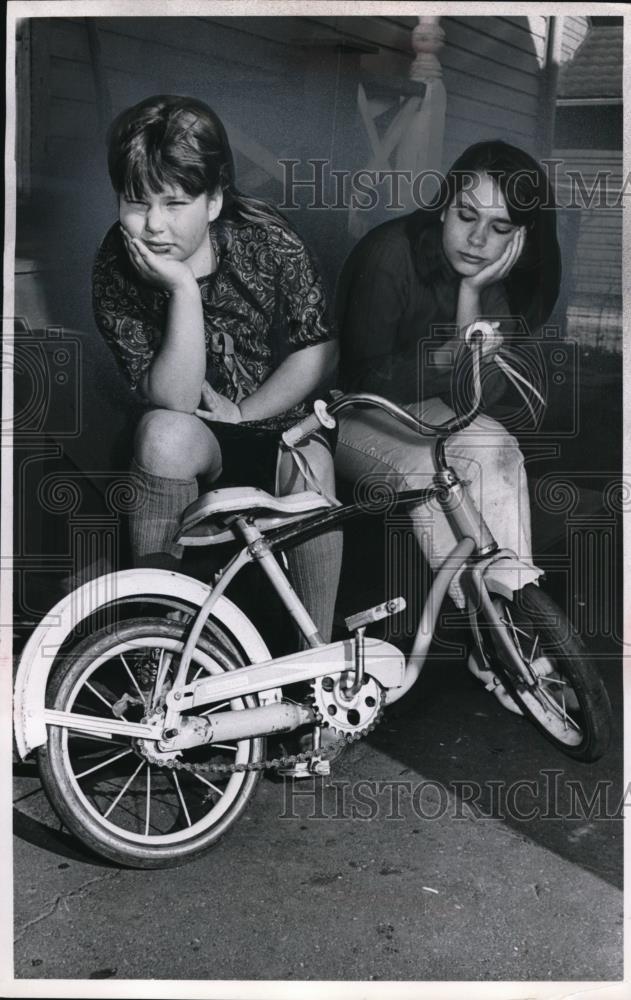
[336,214,516,410]
[92,217,335,430]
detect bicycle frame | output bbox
[155,520,529,752]
[14,366,542,757]
[14,471,531,756]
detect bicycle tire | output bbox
[476,583,611,762]
[38,617,265,868]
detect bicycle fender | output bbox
[481,553,543,600]
[13,569,273,759]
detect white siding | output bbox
[380,15,546,166]
[31,15,550,176]
[553,147,622,351]
[553,148,622,300]
[560,15,590,62]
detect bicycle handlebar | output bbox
[282,322,492,449]
[282,321,543,450]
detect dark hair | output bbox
[106,94,288,230]
[407,140,561,333]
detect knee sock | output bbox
[129,458,198,571]
[285,528,343,644]
[129,458,342,638]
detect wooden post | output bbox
[539,15,563,157]
[348,14,447,236]
[409,15,446,82]
[395,16,447,208]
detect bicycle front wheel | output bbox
[476,583,611,762]
[38,618,265,868]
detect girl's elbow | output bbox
[321,339,339,375]
[143,377,201,414]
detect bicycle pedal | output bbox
[345,597,406,632]
[277,761,312,779]
[310,758,331,776]
[277,757,331,779]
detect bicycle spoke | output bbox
[74,748,134,780]
[539,675,571,687]
[527,634,540,666]
[145,766,151,837]
[153,648,171,699]
[536,687,581,732]
[171,771,192,827]
[190,770,224,796]
[211,744,237,752]
[103,759,145,819]
[119,653,144,700]
[86,681,122,716]
[501,607,526,660]
[70,745,129,765]
[201,701,230,716]
[68,733,129,747]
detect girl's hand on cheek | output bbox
[462,226,526,292]
[120,227,195,293]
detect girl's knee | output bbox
[489,428,524,476]
[452,421,524,478]
[308,443,336,496]
[135,409,220,479]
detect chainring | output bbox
[311,674,384,738]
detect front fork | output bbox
[387,464,541,705]
[466,566,539,690]
[436,465,536,678]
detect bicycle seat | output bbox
[176,487,333,547]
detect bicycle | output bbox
[14,323,612,867]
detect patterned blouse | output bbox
[92,217,335,430]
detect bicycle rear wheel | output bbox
[476,583,611,762]
[38,618,265,868]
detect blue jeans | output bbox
[335,397,535,607]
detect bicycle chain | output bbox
[142,693,385,778]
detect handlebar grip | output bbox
[282,402,335,448]
[464,320,498,346]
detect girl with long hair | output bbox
[93,94,341,645]
[335,140,561,711]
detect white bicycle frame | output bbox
[14,332,544,758]
[13,540,539,758]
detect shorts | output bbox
[203,420,336,495]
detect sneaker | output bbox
[467,649,524,717]
[529,656,580,712]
